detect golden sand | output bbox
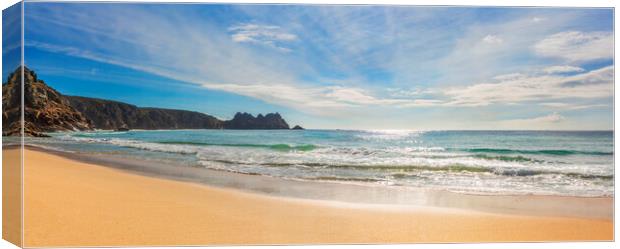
[12,148,612,247]
[2,148,21,247]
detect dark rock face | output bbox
[2,68,22,136]
[3,67,92,136]
[292,125,304,130]
[223,112,290,129]
[66,96,223,130]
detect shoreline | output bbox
[14,144,614,220]
[10,147,614,246]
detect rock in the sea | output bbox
[115,127,130,131]
[223,112,290,129]
[292,125,304,130]
[2,66,93,136]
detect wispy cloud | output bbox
[529,112,565,123]
[443,66,613,106]
[534,31,613,62]
[28,40,431,115]
[539,102,608,110]
[196,83,445,115]
[228,23,297,52]
[542,65,585,74]
[381,64,613,111]
[482,34,503,44]
[28,38,613,114]
[496,112,566,129]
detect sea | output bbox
[11,129,614,197]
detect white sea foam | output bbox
[32,130,614,197]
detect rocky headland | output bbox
[2,67,297,136]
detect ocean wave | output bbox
[35,130,612,197]
[301,176,383,183]
[472,154,545,163]
[54,134,612,182]
[108,139,198,155]
[461,148,612,156]
[71,132,128,137]
[196,157,612,181]
[494,168,613,180]
[57,135,200,155]
[157,141,317,151]
[57,135,317,153]
[315,147,547,164]
[85,138,549,165]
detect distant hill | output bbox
[2,66,295,136]
[66,96,223,130]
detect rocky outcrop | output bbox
[66,96,223,130]
[2,68,22,136]
[223,112,290,129]
[292,125,304,130]
[2,67,92,136]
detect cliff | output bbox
[2,67,297,136]
[66,96,223,130]
[2,67,93,136]
[223,112,289,129]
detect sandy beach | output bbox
[2,147,21,247]
[12,148,612,247]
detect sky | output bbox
[8,3,614,130]
[2,2,21,80]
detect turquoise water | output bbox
[18,130,614,197]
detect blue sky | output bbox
[2,2,21,79]
[14,3,614,130]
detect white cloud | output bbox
[324,65,614,110]
[324,86,382,105]
[534,31,613,62]
[536,112,565,123]
[228,23,297,52]
[197,83,418,116]
[482,34,503,44]
[29,38,613,115]
[398,99,445,108]
[25,6,311,96]
[539,102,607,110]
[427,14,584,86]
[201,83,350,115]
[542,65,585,74]
[28,40,433,115]
[387,88,437,98]
[493,73,525,81]
[443,66,613,107]
[496,112,566,129]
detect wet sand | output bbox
[13,148,613,247]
